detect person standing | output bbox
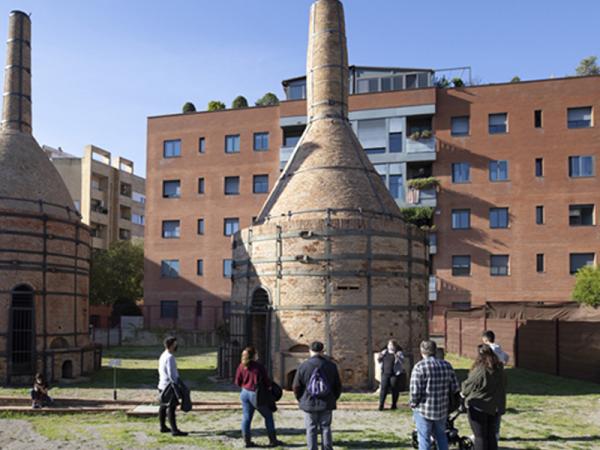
[234,346,283,448]
[481,330,509,365]
[293,341,342,450]
[410,340,459,450]
[461,344,507,450]
[377,339,405,410]
[158,336,187,436]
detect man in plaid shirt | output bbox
[410,340,459,450]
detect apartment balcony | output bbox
[90,210,109,225]
[406,187,437,207]
[428,275,437,302]
[406,137,435,154]
[92,237,106,249]
[280,146,295,169]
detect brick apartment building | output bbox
[144,67,600,335]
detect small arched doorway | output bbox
[9,284,35,375]
[62,360,74,379]
[247,288,271,369]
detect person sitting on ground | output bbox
[377,339,405,410]
[481,330,509,365]
[30,373,52,409]
[461,344,507,450]
[157,336,188,437]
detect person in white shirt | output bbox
[481,330,509,445]
[158,336,187,436]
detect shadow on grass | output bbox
[503,435,600,443]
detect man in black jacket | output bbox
[292,341,342,450]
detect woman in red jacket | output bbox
[235,346,282,448]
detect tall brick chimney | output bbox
[2,11,32,134]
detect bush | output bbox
[182,102,196,113]
[510,76,521,83]
[435,76,450,88]
[399,206,434,229]
[255,92,280,106]
[207,100,226,112]
[407,177,440,190]
[572,265,600,307]
[451,77,465,87]
[232,96,249,109]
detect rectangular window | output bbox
[489,160,509,181]
[570,253,595,274]
[196,300,203,317]
[536,254,545,273]
[567,107,592,129]
[490,255,509,276]
[452,209,471,229]
[451,116,470,136]
[253,132,269,151]
[452,163,470,183]
[283,127,305,147]
[534,110,543,128]
[357,78,378,94]
[452,255,471,276]
[223,301,232,319]
[197,259,204,276]
[132,214,145,226]
[225,134,240,153]
[358,119,386,154]
[160,300,178,319]
[198,177,205,194]
[223,259,233,278]
[224,218,239,236]
[160,260,180,278]
[389,175,403,200]
[163,139,181,158]
[489,113,508,134]
[389,132,403,153]
[224,176,240,195]
[406,74,417,89]
[197,218,205,235]
[162,180,181,198]
[536,205,544,225]
[569,204,595,226]
[490,208,509,228]
[535,158,544,177]
[569,156,594,177]
[199,137,206,153]
[162,220,180,239]
[253,175,269,194]
[132,192,146,204]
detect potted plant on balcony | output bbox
[407,177,440,191]
[408,130,434,141]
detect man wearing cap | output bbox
[292,341,342,450]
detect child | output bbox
[31,373,52,408]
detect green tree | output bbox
[451,77,464,87]
[232,95,249,109]
[90,240,144,315]
[572,265,600,307]
[207,100,226,111]
[510,76,521,83]
[575,56,600,76]
[182,102,196,113]
[255,92,280,106]
[399,206,434,229]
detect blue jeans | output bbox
[413,410,448,450]
[240,388,275,437]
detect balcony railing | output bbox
[406,187,437,207]
[406,137,435,153]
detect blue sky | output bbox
[1,0,598,175]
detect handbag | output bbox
[255,370,278,412]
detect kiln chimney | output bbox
[2,11,32,133]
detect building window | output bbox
[452,255,471,276]
[224,176,240,195]
[132,192,146,204]
[358,119,386,154]
[223,259,233,278]
[536,205,544,225]
[222,301,232,319]
[570,253,595,274]
[490,255,509,276]
[452,209,471,229]
[489,160,509,182]
[225,134,240,153]
[451,116,470,136]
[197,218,205,235]
[253,132,269,151]
[535,158,543,177]
[196,300,203,317]
[488,113,508,134]
[132,214,145,226]
[536,254,545,273]
[569,156,594,177]
[534,110,543,128]
[389,175,403,200]
[224,218,239,236]
[569,204,595,226]
[163,180,181,198]
[198,177,205,194]
[197,259,204,276]
[389,132,402,153]
[160,301,178,319]
[162,220,180,239]
[199,137,206,153]
[452,163,470,183]
[253,175,269,194]
[163,139,181,158]
[567,107,592,129]
[160,260,180,278]
[490,208,509,229]
[283,126,305,147]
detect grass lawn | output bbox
[0,347,599,449]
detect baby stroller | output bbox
[411,400,474,450]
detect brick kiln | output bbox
[0,11,100,384]
[221,0,429,389]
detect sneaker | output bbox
[171,430,188,437]
[160,427,171,433]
